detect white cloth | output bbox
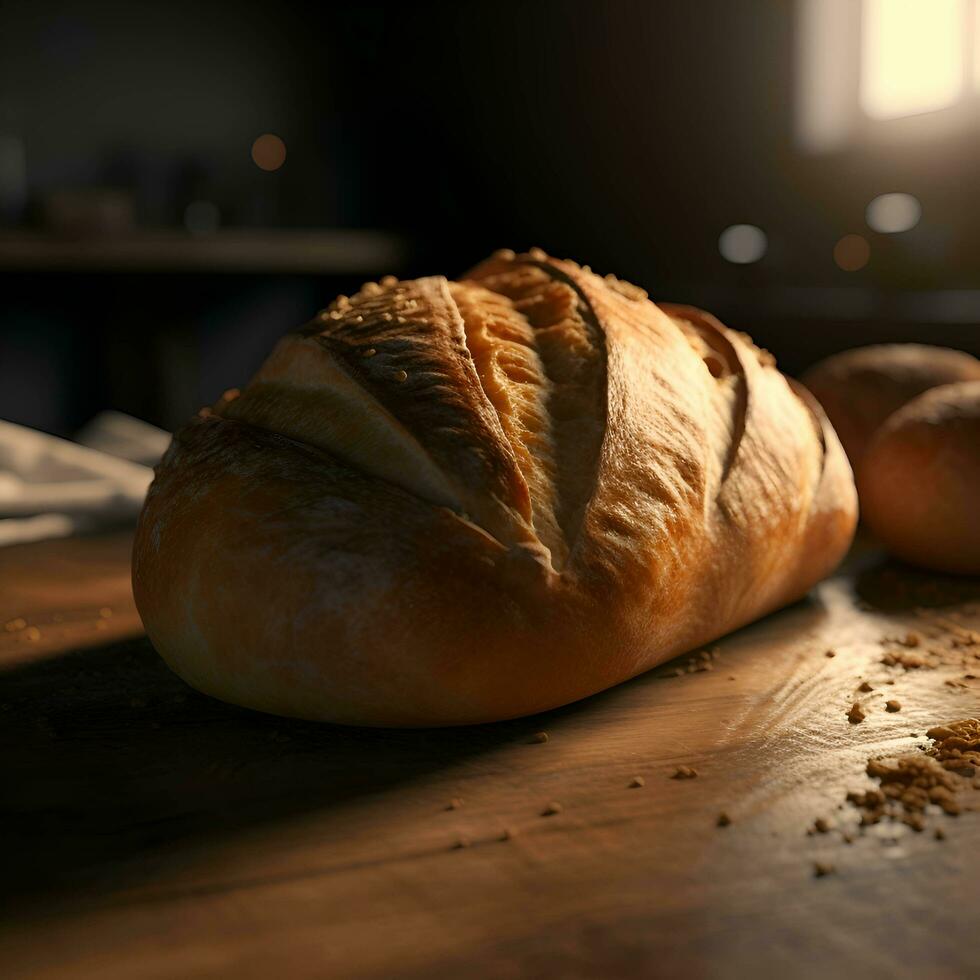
[0,412,170,548]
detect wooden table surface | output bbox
[1,532,978,980]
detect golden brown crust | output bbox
[133,251,857,726]
[857,381,980,575]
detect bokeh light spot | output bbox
[866,192,921,233]
[834,234,870,272]
[718,224,767,264]
[251,134,287,172]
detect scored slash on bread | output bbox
[134,250,857,726]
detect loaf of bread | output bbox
[801,344,980,470]
[858,381,980,575]
[133,250,857,726]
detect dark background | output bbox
[2,0,979,435]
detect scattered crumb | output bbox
[716,811,732,827]
[842,718,979,835]
[629,776,645,788]
[885,700,902,713]
[858,681,874,693]
[673,668,685,677]
[903,632,921,648]
[531,731,549,744]
[95,620,107,631]
[671,765,698,780]
[4,617,26,632]
[825,650,836,658]
[847,702,867,724]
[499,828,515,841]
[452,837,471,849]
[683,652,716,674]
[842,833,854,844]
[98,607,113,619]
[881,650,931,670]
[813,817,832,834]
[934,827,945,841]
[728,675,737,681]
[541,802,562,816]
[446,798,464,811]
[813,861,835,878]
[25,626,41,642]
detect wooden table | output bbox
[1,532,978,979]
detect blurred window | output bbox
[796,0,979,151]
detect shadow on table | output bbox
[854,555,980,612]
[0,587,835,920]
[0,635,555,917]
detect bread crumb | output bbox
[858,681,874,693]
[452,836,471,849]
[25,626,41,642]
[446,798,464,811]
[716,811,732,827]
[881,650,931,669]
[885,700,902,713]
[934,827,945,841]
[5,618,26,632]
[98,607,113,619]
[531,731,549,744]
[629,776,645,788]
[541,801,562,816]
[903,632,921,648]
[499,828,515,841]
[392,369,408,383]
[813,861,835,878]
[847,702,866,724]
[813,817,832,834]
[825,650,836,658]
[842,718,979,835]
[362,348,377,358]
[671,765,698,780]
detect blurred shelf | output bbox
[0,229,408,275]
[677,284,980,324]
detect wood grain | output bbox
[0,532,978,979]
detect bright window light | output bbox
[860,0,966,120]
[976,1,980,92]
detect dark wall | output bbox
[1,0,978,434]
